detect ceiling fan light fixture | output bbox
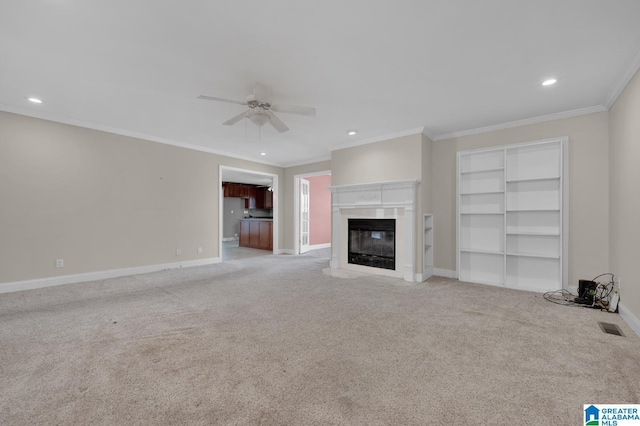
[248,112,269,127]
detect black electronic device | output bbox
[575,280,597,305]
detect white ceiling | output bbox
[2,1,640,167]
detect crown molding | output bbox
[0,104,286,168]
[421,127,436,141]
[329,126,426,152]
[604,47,640,110]
[432,105,607,141]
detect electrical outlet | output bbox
[56,259,64,268]
[230,210,234,214]
[197,247,203,254]
[176,248,181,256]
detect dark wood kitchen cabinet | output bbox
[223,182,242,198]
[224,182,273,210]
[239,219,272,251]
[244,186,257,209]
[254,187,273,209]
[264,189,273,208]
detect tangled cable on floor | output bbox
[543,273,615,310]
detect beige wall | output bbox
[0,111,283,283]
[330,134,422,186]
[432,112,610,289]
[609,68,640,321]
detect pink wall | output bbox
[306,174,332,245]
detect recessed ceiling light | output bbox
[542,79,557,86]
[260,152,267,156]
[347,130,357,136]
[27,97,43,104]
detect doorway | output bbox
[219,166,279,261]
[294,171,331,255]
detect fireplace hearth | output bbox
[348,219,395,270]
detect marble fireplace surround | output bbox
[328,179,420,282]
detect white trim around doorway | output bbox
[219,166,279,259]
[293,170,332,255]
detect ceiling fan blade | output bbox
[198,95,247,106]
[254,82,272,101]
[265,110,289,133]
[271,103,316,117]
[223,110,249,126]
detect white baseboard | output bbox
[415,267,434,282]
[414,272,433,282]
[0,257,221,294]
[434,268,457,279]
[308,243,331,250]
[277,249,295,255]
[222,237,238,241]
[619,303,640,338]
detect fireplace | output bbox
[329,179,419,281]
[348,219,395,270]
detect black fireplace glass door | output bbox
[349,229,395,258]
[348,219,395,270]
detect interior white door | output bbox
[300,178,310,254]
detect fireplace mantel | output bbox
[328,179,420,281]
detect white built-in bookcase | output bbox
[423,214,433,279]
[456,138,568,292]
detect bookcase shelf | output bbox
[506,209,560,212]
[506,176,560,183]
[460,167,505,174]
[460,212,505,215]
[461,248,504,255]
[506,231,559,236]
[506,252,560,259]
[460,190,505,195]
[457,138,568,292]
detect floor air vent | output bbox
[598,322,624,337]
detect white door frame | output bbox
[219,165,279,258]
[293,170,331,255]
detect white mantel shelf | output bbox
[328,179,420,282]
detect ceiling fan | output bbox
[198,82,316,133]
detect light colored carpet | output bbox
[1,255,639,425]
[222,240,271,261]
